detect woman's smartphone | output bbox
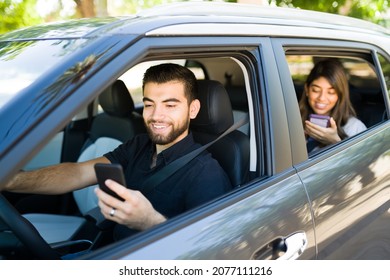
[309,114,331,128]
[94,163,126,201]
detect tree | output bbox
[269,0,389,24]
[0,0,42,34]
[74,0,96,17]
[107,0,175,15]
[0,0,176,35]
[2,0,387,36]
[72,0,175,18]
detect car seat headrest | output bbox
[99,80,135,117]
[191,80,234,135]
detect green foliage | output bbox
[272,0,347,11]
[0,0,43,34]
[1,0,389,34]
[270,0,389,24]
[347,0,389,23]
[111,0,176,14]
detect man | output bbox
[3,63,232,239]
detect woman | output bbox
[299,59,366,152]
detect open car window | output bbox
[286,52,387,156]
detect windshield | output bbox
[0,39,86,109]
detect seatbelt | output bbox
[141,115,249,194]
[87,101,94,130]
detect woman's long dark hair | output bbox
[299,59,356,140]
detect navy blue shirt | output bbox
[104,132,232,239]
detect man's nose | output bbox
[151,104,164,119]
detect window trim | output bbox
[271,38,389,164]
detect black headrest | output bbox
[191,80,234,135]
[99,80,135,117]
[226,85,248,111]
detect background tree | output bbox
[0,0,42,34]
[270,0,389,24]
[75,0,96,17]
[1,0,389,35]
[71,0,175,18]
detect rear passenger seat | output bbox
[350,86,386,128]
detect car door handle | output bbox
[276,232,307,260]
[252,232,307,260]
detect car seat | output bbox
[225,85,250,135]
[23,80,144,245]
[190,80,250,187]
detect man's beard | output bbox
[145,119,190,145]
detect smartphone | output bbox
[309,114,331,128]
[94,163,126,201]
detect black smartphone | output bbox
[94,163,126,201]
[309,114,331,128]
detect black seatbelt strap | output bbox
[87,101,94,129]
[141,115,249,194]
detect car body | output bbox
[0,2,389,260]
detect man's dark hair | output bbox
[142,63,198,103]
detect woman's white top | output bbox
[343,116,367,137]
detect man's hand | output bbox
[94,179,166,231]
[305,117,341,145]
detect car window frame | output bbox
[374,51,390,116]
[271,38,390,165]
[88,35,282,178]
[79,35,304,258]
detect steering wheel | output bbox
[0,193,60,259]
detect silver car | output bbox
[0,2,389,260]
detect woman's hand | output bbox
[305,117,341,145]
[95,179,166,231]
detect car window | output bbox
[19,54,256,241]
[286,52,387,155]
[287,55,380,100]
[378,53,390,103]
[67,54,254,189]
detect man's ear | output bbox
[189,99,200,119]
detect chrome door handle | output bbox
[252,231,308,260]
[277,232,307,260]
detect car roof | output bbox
[1,2,388,42]
[139,2,388,35]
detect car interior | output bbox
[286,54,388,130]
[1,51,388,259]
[1,56,255,259]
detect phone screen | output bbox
[94,163,126,201]
[309,114,330,128]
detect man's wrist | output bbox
[142,211,166,230]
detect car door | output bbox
[273,38,390,259]
[84,35,315,260]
